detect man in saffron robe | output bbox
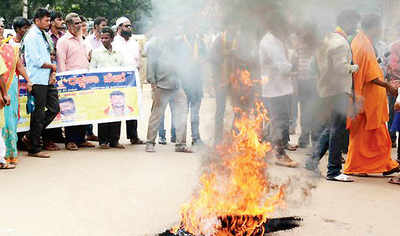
[344,14,400,175]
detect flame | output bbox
[175,77,285,235]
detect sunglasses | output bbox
[123,24,131,28]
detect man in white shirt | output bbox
[112,16,144,145]
[85,16,107,52]
[259,12,298,168]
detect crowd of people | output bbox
[0,7,399,186]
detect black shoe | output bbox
[158,137,167,145]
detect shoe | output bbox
[28,151,51,158]
[87,135,99,142]
[66,142,79,151]
[326,174,354,182]
[0,163,16,169]
[110,143,125,149]
[78,141,95,148]
[145,143,155,152]
[275,154,298,168]
[285,144,298,151]
[192,139,204,146]
[158,136,167,145]
[383,166,400,176]
[99,143,110,149]
[175,145,193,153]
[44,141,61,151]
[130,138,145,145]
[170,137,176,143]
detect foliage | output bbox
[0,0,152,28]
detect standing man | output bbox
[23,8,60,158]
[90,27,125,149]
[344,14,400,176]
[85,17,107,53]
[145,32,192,153]
[80,16,88,39]
[306,10,360,181]
[113,17,144,145]
[57,12,94,151]
[259,12,298,168]
[42,10,65,151]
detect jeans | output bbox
[29,85,60,154]
[158,97,175,140]
[187,95,202,141]
[308,94,347,178]
[263,95,291,156]
[388,94,397,143]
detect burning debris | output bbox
[159,102,302,235]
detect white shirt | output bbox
[112,34,140,68]
[84,33,102,52]
[259,32,293,98]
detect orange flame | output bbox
[175,97,285,235]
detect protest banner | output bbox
[17,68,142,132]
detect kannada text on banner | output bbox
[18,67,141,132]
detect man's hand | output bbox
[3,95,10,106]
[49,72,57,85]
[50,64,57,72]
[387,84,398,96]
[27,82,33,93]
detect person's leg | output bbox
[109,122,122,147]
[327,95,347,178]
[169,98,176,142]
[397,134,400,163]
[146,87,171,145]
[28,85,48,154]
[43,85,60,128]
[190,96,202,143]
[214,85,227,145]
[158,113,167,144]
[171,88,189,150]
[126,120,134,140]
[98,123,109,145]
[281,95,291,148]
[388,95,397,145]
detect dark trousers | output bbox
[263,95,291,156]
[298,79,319,145]
[29,85,60,154]
[65,125,87,144]
[309,94,347,178]
[388,94,397,143]
[98,122,121,146]
[126,120,139,140]
[86,124,95,136]
[42,128,64,143]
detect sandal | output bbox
[7,158,18,165]
[388,177,400,185]
[0,163,16,169]
[66,142,79,151]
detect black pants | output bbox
[126,120,138,140]
[98,122,121,146]
[65,125,87,144]
[263,95,291,156]
[42,128,64,143]
[29,85,60,154]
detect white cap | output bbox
[115,17,130,27]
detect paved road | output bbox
[0,87,399,236]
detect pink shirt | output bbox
[56,32,89,72]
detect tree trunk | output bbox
[23,0,28,18]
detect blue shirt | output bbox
[24,25,51,85]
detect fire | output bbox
[175,95,285,235]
